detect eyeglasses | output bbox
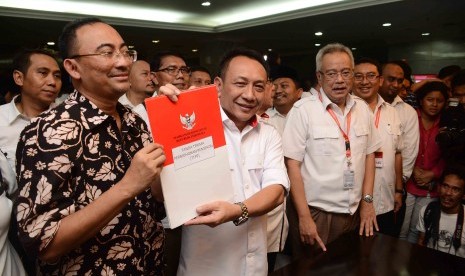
[354,73,379,82]
[156,66,191,76]
[70,50,137,62]
[319,69,353,81]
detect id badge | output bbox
[343,169,354,189]
[375,151,383,168]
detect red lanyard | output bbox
[318,92,352,160]
[374,107,381,129]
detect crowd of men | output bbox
[0,17,464,276]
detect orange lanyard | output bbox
[374,107,381,129]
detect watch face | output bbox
[364,195,373,203]
[233,216,248,226]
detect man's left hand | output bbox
[184,201,241,228]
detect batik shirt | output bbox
[15,91,165,275]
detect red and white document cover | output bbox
[144,85,233,228]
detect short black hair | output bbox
[271,65,301,89]
[12,48,59,74]
[440,164,465,187]
[438,65,461,80]
[451,69,465,93]
[58,17,103,60]
[355,57,381,74]
[190,65,211,77]
[217,47,269,80]
[150,51,186,71]
[416,81,449,107]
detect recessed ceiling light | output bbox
[192,49,198,52]
[315,32,323,36]
[128,45,134,49]
[382,23,391,27]
[422,32,430,36]
[268,48,273,52]
[152,40,160,43]
[47,41,55,45]
[351,47,357,50]
[315,43,321,46]
[201,1,211,7]
[263,55,268,61]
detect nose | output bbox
[242,84,255,101]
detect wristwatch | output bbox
[362,194,373,203]
[233,202,249,226]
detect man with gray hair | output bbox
[283,43,381,258]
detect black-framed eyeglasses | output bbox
[319,69,353,81]
[70,50,137,62]
[354,73,379,82]
[156,66,191,76]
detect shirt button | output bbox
[245,185,249,189]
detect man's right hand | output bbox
[158,83,181,102]
[121,143,165,196]
[299,216,327,251]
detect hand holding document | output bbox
[145,85,234,228]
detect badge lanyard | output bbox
[318,92,352,168]
[374,107,381,129]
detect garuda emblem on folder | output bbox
[180,112,196,130]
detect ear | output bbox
[63,59,81,80]
[151,72,159,86]
[214,76,223,98]
[379,76,385,88]
[316,71,323,87]
[296,88,304,98]
[12,70,24,87]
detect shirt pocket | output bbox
[351,125,369,154]
[244,154,264,189]
[310,126,340,156]
[383,123,402,151]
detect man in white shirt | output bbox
[283,43,381,258]
[379,62,420,240]
[0,48,61,275]
[118,60,154,109]
[353,58,404,237]
[417,165,465,258]
[160,48,289,276]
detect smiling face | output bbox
[317,51,353,106]
[272,77,302,115]
[379,63,404,103]
[14,53,62,109]
[64,22,133,102]
[153,55,189,90]
[353,62,380,103]
[215,55,267,131]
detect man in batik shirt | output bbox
[14,17,166,275]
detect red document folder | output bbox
[144,85,234,228]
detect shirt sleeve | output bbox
[261,125,290,194]
[401,106,420,179]
[282,102,309,162]
[14,117,82,256]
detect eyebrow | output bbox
[95,42,127,51]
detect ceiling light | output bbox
[351,47,357,50]
[192,49,198,52]
[422,32,430,36]
[152,40,159,43]
[201,1,211,7]
[47,41,55,45]
[268,48,273,52]
[315,32,323,36]
[263,55,268,61]
[315,43,321,46]
[128,45,134,49]
[382,23,391,27]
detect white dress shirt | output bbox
[283,90,381,214]
[391,96,419,181]
[372,95,403,215]
[178,108,289,276]
[118,93,136,109]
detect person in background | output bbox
[150,51,190,92]
[417,164,465,258]
[401,81,448,243]
[283,43,381,259]
[352,57,404,237]
[188,65,212,87]
[119,60,154,109]
[14,17,166,275]
[437,65,461,96]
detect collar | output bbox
[391,95,405,107]
[265,107,286,118]
[2,95,24,124]
[319,87,355,114]
[220,106,259,132]
[66,90,136,131]
[417,108,441,129]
